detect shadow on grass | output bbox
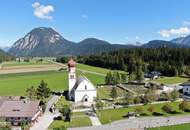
[152,112,164,116]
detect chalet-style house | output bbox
[0,97,42,126]
[68,58,97,102]
[181,82,190,100]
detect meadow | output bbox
[0,64,106,95]
[2,58,53,67]
[153,76,189,84]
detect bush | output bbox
[147,106,155,114]
[162,104,173,114]
[179,101,190,112]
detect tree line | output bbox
[77,47,190,76]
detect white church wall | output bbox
[74,90,97,102]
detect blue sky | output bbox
[0,0,190,46]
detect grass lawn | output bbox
[48,111,91,129]
[153,76,189,84]
[97,86,127,99]
[149,123,190,130]
[97,101,188,124]
[2,58,52,67]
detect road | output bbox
[30,96,60,130]
[69,114,190,130]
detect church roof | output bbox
[68,58,76,67]
[71,76,95,92]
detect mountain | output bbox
[9,27,135,57]
[9,27,76,57]
[171,35,190,45]
[142,40,190,48]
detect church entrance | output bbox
[82,95,89,102]
[84,98,88,102]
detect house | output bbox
[0,99,42,126]
[68,58,97,103]
[181,82,190,100]
[144,71,161,80]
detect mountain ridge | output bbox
[8,27,190,57]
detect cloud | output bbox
[159,27,190,38]
[32,2,54,20]
[81,15,88,19]
[183,20,190,26]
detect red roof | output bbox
[68,58,76,67]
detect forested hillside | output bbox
[0,49,13,62]
[77,48,190,76]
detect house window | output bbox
[85,85,87,90]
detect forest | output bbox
[75,47,190,77]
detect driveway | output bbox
[30,96,60,130]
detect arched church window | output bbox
[85,85,87,90]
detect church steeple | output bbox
[68,58,76,93]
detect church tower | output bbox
[68,58,76,93]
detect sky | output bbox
[0,0,190,47]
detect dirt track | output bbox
[0,64,63,74]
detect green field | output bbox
[2,58,53,67]
[0,69,105,95]
[97,101,187,124]
[153,76,188,84]
[76,63,110,75]
[149,123,190,130]
[48,112,91,129]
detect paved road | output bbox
[30,96,60,130]
[69,115,190,130]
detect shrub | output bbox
[147,106,155,114]
[162,104,173,114]
[179,101,190,112]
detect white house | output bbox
[68,58,97,102]
[181,82,190,100]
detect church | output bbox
[67,58,97,102]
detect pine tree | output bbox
[36,80,51,99]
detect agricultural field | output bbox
[153,76,189,84]
[48,112,91,129]
[2,58,53,67]
[149,123,190,130]
[97,101,188,124]
[0,64,106,95]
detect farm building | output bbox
[68,58,97,103]
[0,98,42,126]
